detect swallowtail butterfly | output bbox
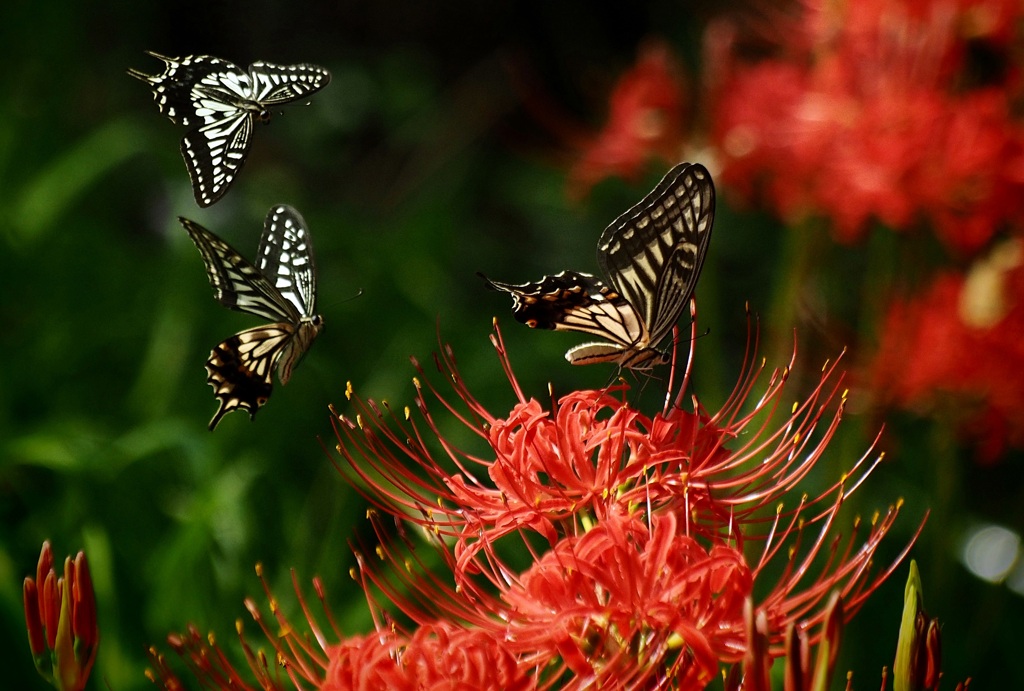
[481,162,714,369]
[130,53,331,207]
[180,205,322,429]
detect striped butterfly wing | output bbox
[181,207,322,429]
[597,161,715,352]
[205,324,291,430]
[248,61,333,105]
[480,271,638,334]
[128,53,239,127]
[480,270,649,366]
[254,205,320,384]
[130,53,330,206]
[256,205,318,320]
[179,217,300,323]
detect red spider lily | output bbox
[23,541,98,691]
[709,0,1024,255]
[869,238,1024,461]
[330,315,921,688]
[569,41,688,197]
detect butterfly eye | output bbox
[311,315,324,326]
[256,109,272,123]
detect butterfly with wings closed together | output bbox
[129,53,331,207]
[481,162,715,370]
[180,205,323,430]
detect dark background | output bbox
[2,2,1018,688]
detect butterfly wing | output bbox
[130,53,255,206]
[205,324,292,430]
[255,205,318,317]
[247,61,332,105]
[597,161,715,348]
[128,53,243,127]
[480,271,647,363]
[179,217,300,323]
[181,114,253,207]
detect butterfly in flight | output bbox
[481,162,715,370]
[180,205,323,430]
[129,53,331,207]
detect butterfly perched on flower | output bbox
[481,161,715,369]
[180,205,323,429]
[129,53,331,207]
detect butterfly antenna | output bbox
[319,288,364,311]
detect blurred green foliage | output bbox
[1,1,1019,688]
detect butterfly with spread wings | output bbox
[180,205,323,430]
[481,162,715,370]
[129,53,331,207]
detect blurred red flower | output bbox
[710,0,1024,255]
[569,42,687,196]
[870,238,1024,461]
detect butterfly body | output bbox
[130,53,331,206]
[180,205,322,429]
[482,162,714,369]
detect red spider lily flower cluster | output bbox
[148,318,921,688]
[569,41,688,197]
[709,0,1024,255]
[325,318,918,688]
[870,238,1024,462]
[23,541,99,691]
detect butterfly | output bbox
[180,205,323,430]
[481,162,715,369]
[129,53,331,207]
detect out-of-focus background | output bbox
[3,1,1022,687]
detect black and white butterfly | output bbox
[180,205,322,430]
[130,53,331,207]
[481,162,715,369]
